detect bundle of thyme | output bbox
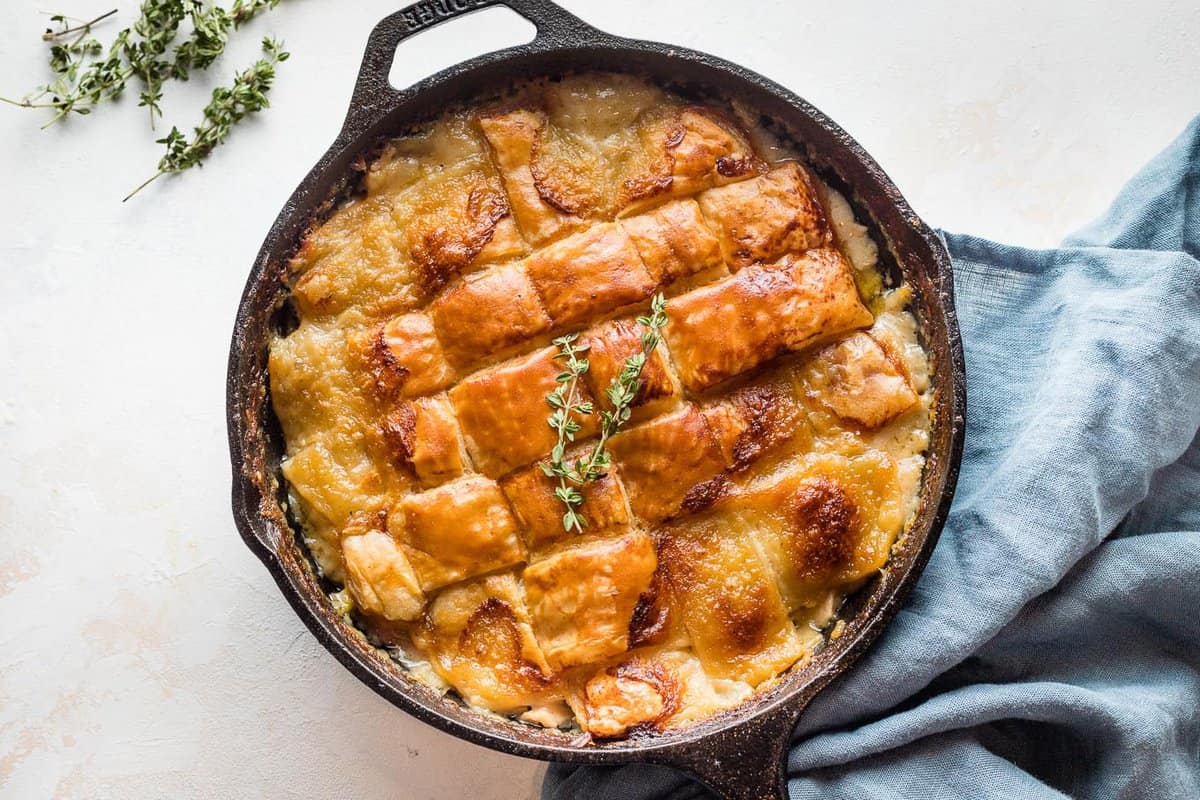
[543,293,670,532]
[1,1,286,199]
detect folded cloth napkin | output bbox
[544,115,1200,800]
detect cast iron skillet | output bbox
[227,1,966,797]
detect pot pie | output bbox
[269,73,933,738]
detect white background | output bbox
[1,1,1197,797]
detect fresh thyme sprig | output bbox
[137,0,284,126]
[0,9,118,126]
[543,292,670,531]
[124,36,288,201]
[1,1,283,129]
[169,0,283,82]
[543,333,595,533]
[583,292,669,476]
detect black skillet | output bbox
[226,1,967,797]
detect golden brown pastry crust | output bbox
[804,332,919,428]
[405,181,516,296]
[667,108,762,196]
[341,529,425,622]
[658,514,804,684]
[366,313,457,401]
[607,405,729,522]
[664,249,875,391]
[523,531,658,670]
[523,223,657,327]
[412,572,556,712]
[280,441,388,532]
[570,648,740,737]
[271,73,932,738]
[379,393,469,487]
[289,196,415,320]
[390,475,526,591]
[723,452,906,612]
[619,199,726,286]
[428,262,553,369]
[529,124,606,217]
[582,317,681,423]
[449,347,599,478]
[479,109,585,245]
[626,567,689,650]
[697,162,832,270]
[700,380,811,472]
[500,449,631,552]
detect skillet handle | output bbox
[664,702,803,800]
[341,0,606,139]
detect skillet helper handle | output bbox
[667,702,802,800]
[341,0,605,139]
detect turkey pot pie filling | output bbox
[270,73,933,738]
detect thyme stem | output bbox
[42,9,118,41]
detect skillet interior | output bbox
[227,3,965,796]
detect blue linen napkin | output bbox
[544,116,1200,800]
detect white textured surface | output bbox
[0,1,1196,797]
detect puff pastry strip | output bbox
[450,346,600,479]
[664,249,874,392]
[479,109,586,245]
[804,332,919,428]
[697,162,832,270]
[523,531,658,670]
[389,475,526,591]
[657,514,804,684]
[428,262,553,369]
[412,572,556,712]
[523,223,657,328]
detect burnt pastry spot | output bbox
[784,478,858,580]
[379,394,468,488]
[627,570,675,649]
[361,313,457,402]
[409,186,510,296]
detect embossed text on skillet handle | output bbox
[339,0,608,142]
